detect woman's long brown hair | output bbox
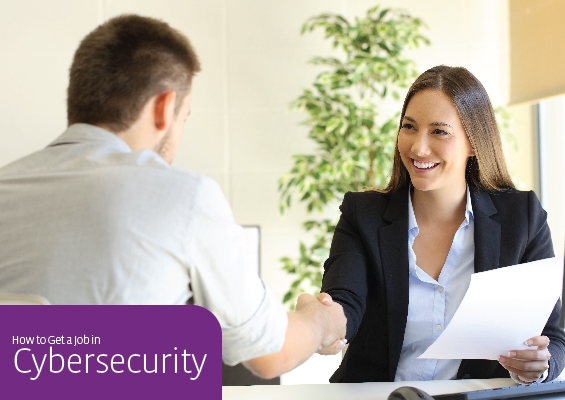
[375,65,515,193]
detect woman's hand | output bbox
[498,336,551,382]
[314,292,347,355]
[316,337,347,355]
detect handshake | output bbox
[295,292,348,356]
[243,291,347,379]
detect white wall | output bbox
[0,0,527,384]
[539,97,565,261]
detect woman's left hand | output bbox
[498,336,551,382]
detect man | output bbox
[0,15,346,379]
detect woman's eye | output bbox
[401,123,414,130]
[433,129,449,136]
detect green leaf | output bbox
[325,117,340,132]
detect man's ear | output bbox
[153,90,177,132]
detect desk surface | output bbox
[223,378,516,400]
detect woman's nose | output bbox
[411,133,430,157]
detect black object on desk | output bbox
[389,386,434,400]
[432,379,565,400]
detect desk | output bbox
[223,378,516,400]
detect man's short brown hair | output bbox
[67,14,201,132]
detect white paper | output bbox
[419,257,563,360]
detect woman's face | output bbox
[397,89,474,193]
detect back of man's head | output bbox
[67,14,201,133]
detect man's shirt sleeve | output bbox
[185,176,288,366]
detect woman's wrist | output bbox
[510,369,548,385]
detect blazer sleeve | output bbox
[522,190,565,382]
[321,192,370,341]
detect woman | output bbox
[320,66,565,383]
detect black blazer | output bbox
[322,186,565,382]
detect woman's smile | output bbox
[411,159,440,172]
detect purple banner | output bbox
[0,306,221,399]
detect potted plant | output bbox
[278,6,430,308]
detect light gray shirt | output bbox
[0,123,287,365]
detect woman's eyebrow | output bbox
[403,116,453,128]
[430,121,453,128]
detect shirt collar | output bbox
[408,184,474,232]
[408,187,418,233]
[463,185,474,225]
[48,123,132,153]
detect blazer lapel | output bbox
[379,186,410,381]
[470,187,501,273]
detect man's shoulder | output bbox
[104,153,225,202]
[0,143,211,186]
[126,153,208,185]
[0,144,226,210]
[158,163,223,197]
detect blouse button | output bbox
[438,286,444,292]
[436,324,442,331]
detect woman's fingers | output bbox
[499,355,549,371]
[499,347,550,381]
[506,349,551,361]
[524,335,550,349]
[316,292,333,306]
[498,356,548,382]
[498,336,551,382]
[316,338,347,355]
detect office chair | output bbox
[0,292,50,305]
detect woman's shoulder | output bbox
[346,189,393,199]
[344,188,397,204]
[473,187,545,219]
[341,188,406,217]
[476,187,540,205]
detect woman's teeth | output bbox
[413,160,438,169]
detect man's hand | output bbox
[314,292,347,355]
[498,336,551,382]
